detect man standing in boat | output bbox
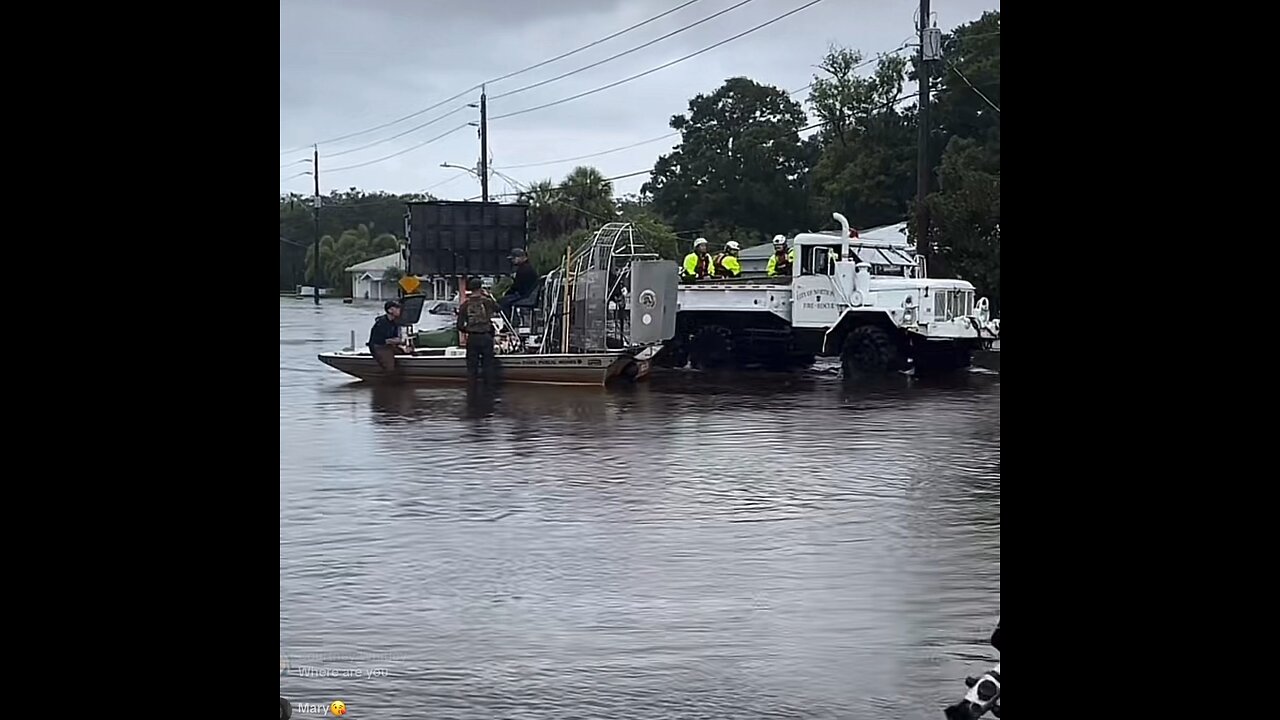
[368,299,406,375]
[457,277,501,384]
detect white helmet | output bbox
[694,237,708,248]
[726,240,741,252]
[772,234,787,247]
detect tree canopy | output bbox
[644,77,815,245]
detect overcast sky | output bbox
[280,0,998,200]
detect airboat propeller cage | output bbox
[542,222,677,352]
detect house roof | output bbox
[740,243,777,260]
[345,252,402,273]
[742,221,912,260]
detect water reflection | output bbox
[281,300,1000,720]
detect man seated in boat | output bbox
[368,299,407,373]
[498,248,539,320]
[457,278,501,384]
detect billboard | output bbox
[407,201,529,277]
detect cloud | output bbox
[280,0,998,198]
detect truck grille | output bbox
[932,290,973,321]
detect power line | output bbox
[307,1,823,176]
[302,85,920,203]
[425,173,469,192]
[490,0,827,122]
[279,0,708,155]
[947,61,1000,114]
[305,0,764,162]
[490,0,759,102]
[488,76,843,173]
[492,86,810,172]
[479,169,654,200]
[515,89,922,206]
[325,123,473,174]
[496,133,680,170]
[489,0,706,86]
[322,105,472,159]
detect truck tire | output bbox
[281,697,292,719]
[689,325,733,370]
[842,325,901,375]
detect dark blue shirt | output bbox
[367,314,399,349]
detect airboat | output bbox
[317,223,678,386]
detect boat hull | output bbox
[318,349,645,386]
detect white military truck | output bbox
[659,213,999,374]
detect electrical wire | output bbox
[947,61,1000,114]
[279,0,708,154]
[325,123,473,174]
[490,0,827,121]
[489,0,759,102]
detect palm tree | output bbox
[559,166,615,230]
[303,223,403,294]
[518,179,570,242]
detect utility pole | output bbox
[915,0,933,268]
[479,86,489,203]
[312,145,321,305]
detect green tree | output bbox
[527,228,593,276]
[558,166,616,231]
[808,47,917,229]
[280,189,429,289]
[518,179,571,243]
[617,197,680,260]
[926,137,999,309]
[644,77,814,240]
[303,223,399,295]
[916,10,1000,309]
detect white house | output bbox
[346,253,403,300]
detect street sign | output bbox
[399,276,422,294]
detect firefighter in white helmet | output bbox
[681,237,713,281]
[767,234,796,277]
[712,240,742,278]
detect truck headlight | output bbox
[903,308,915,325]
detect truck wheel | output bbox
[689,326,733,370]
[281,697,292,719]
[842,326,901,375]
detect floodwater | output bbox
[280,298,1000,720]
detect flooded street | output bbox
[280,298,1000,719]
